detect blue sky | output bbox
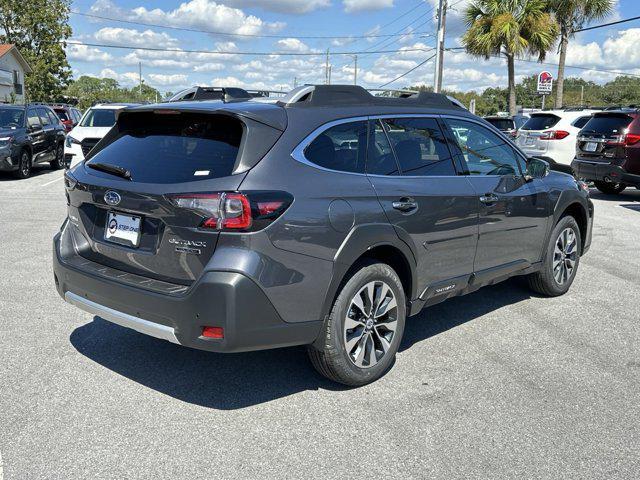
[66,0,640,94]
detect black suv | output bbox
[53,86,593,386]
[0,103,67,178]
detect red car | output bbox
[51,104,82,133]
[572,109,640,194]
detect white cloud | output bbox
[343,0,394,14]
[275,38,313,53]
[94,27,179,48]
[90,0,283,37]
[222,0,330,14]
[99,68,140,85]
[66,44,113,63]
[147,73,189,86]
[603,28,640,68]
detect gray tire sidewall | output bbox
[329,262,406,383]
[544,216,581,294]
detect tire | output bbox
[13,150,31,179]
[307,260,406,386]
[527,216,582,297]
[50,143,64,170]
[594,180,626,195]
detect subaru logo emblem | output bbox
[104,191,121,206]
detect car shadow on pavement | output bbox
[588,189,640,202]
[70,278,533,410]
[399,278,532,352]
[0,166,59,182]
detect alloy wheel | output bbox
[21,153,30,177]
[553,227,578,286]
[343,280,398,368]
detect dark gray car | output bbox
[53,85,594,386]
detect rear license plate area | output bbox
[584,142,598,152]
[105,211,142,247]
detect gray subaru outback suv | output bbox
[53,85,593,386]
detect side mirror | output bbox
[29,124,42,133]
[525,157,550,181]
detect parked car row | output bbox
[0,103,67,178]
[0,101,143,179]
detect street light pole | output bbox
[433,0,447,93]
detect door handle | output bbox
[392,198,418,212]
[479,193,499,205]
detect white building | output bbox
[0,44,32,104]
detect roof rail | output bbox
[277,84,463,110]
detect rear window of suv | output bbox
[80,109,117,127]
[521,114,560,131]
[86,112,242,184]
[485,118,514,131]
[581,114,634,137]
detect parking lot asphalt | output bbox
[1,166,638,479]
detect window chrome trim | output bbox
[291,113,458,178]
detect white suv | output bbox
[64,104,137,168]
[515,109,598,165]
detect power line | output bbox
[443,48,640,78]
[70,10,431,40]
[574,15,640,33]
[379,53,436,87]
[64,40,433,57]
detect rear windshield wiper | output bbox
[87,162,132,180]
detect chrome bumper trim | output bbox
[65,292,179,344]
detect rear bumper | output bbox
[571,159,640,187]
[53,227,321,353]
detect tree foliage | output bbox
[462,0,559,115]
[65,76,164,110]
[0,0,72,102]
[408,75,640,116]
[547,0,614,108]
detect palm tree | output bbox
[548,0,614,108]
[462,0,559,115]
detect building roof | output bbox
[0,44,33,74]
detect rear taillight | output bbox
[170,191,293,232]
[540,130,570,140]
[605,132,640,146]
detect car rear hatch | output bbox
[64,106,285,286]
[516,113,561,153]
[576,112,635,163]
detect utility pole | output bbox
[328,65,332,85]
[580,85,584,105]
[325,49,330,85]
[138,62,143,98]
[354,55,358,85]
[433,0,447,93]
[293,76,298,88]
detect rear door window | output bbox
[37,107,52,126]
[581,114,633,137]
[382,117,456,176]
[522,114,560,131]
[55,109,69,121]
[86,112,244,184]
[46,109,61,125]
[26,109,41,129]
[367,120,399,176]
[304,121,367,173]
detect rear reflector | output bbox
[202,326,224,339]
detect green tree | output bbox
[548,0,614,109]
[0,0,72,102]
[65,76,162,109]
[462,0,559,115]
